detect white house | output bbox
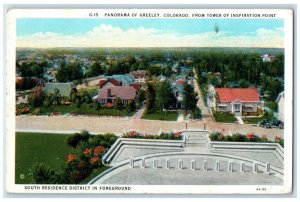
[276,91,284,122]
[215,88,260,115]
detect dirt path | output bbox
[16,115,284,138]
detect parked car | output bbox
[258,118,284,129]
[270,118,284,129]
[258,119,272,128]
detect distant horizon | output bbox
[17,18,284,48]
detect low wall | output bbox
[102,137,185,164]
[210,141,284,160]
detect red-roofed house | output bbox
[130,70,147,83]
[215,88,260,115]
[95,86,137,105]
[99,78,122,88]
[129,83,142,91]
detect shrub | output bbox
[66,130,90,148]
[32,108,41,115]
[127,100,136,112]
[28,87,45,107]
[209,131,284,147]
[29,163,58,184]
[193,107,202,119]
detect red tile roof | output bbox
[129,83,141,90]
[98,86,136,100]
[216,88,260,102]
[99,78,121,88]
[176,79,184,85]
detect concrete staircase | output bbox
[185,131,209,148]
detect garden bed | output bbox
[122,130,182,140]
[209,131,284,147]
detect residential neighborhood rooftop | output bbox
[98,86,136,100]
[216,88,260,102]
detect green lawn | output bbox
[212,110,237,123]
[29,103,135,116]
[15,132,109,184]
[242,113,273,124]
[141,110,178,121]
[15,132,76,184]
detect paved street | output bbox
[193,68,211,118]
[16,115,283,138]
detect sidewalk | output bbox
[235,116,245,124]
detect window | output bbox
[218,105,227,110]
[234,104,240,110]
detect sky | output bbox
[16,18,284,48]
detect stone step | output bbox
[186,143,208,147]
[186,140,208,144]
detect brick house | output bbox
[215,88,260,115]
[95,86,137,105]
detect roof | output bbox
[176,79,185,85]
[98,86,136,100]
[173,84,184,93]
[131,70,146,78]
[42,83,73,97]
[43,73,55,81]
[216,88,260,102]
[99,78,122,87]
[108,75,134,85]
[129,83,142,90]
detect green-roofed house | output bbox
[108,74,135,86]
[42,82,74,98]
[172,83,184,109]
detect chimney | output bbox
[107,88,112,97]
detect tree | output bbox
[52,88,62,106]
[137,89,146,106]
[127,100,136,112]
[193,107,202,119]
[28,88,46,107]
[114,97,123,110]
[145,82,156,111]
[183,83,198,112]
[56,62,83,82]
[75,98,82,108]
[268,79,283,101]
[88,61,104,77]
[237,79,250,88]
[155,81,176,110]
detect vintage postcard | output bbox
[5,8,293,194]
